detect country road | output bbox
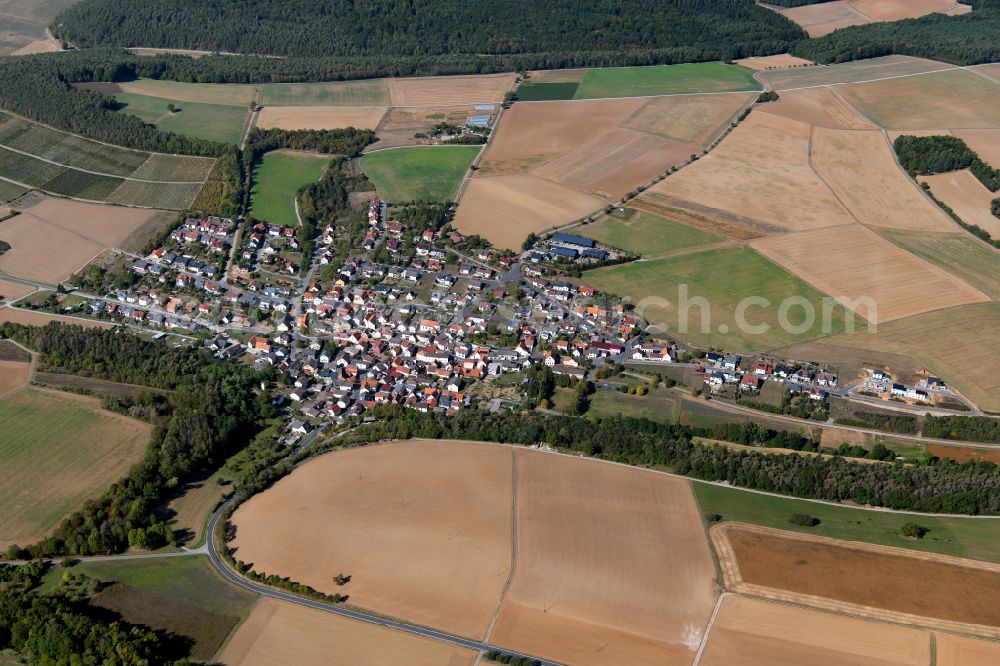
[204,501,564,666]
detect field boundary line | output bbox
[514,89,760,105]
[691,592,727,666]
[0,142,205,185]
[483,447,518,642]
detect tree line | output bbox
[923,415,1000,444]
[349,405,1000,515]
[792,0,1000,65]
[0,322,273,558]
[54,0,805,60]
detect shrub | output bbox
[901,522,928,539]
[788,513,819,527]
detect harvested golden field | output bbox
[700,595,931,666]
[0,279,34,302]
[622,92,755,145]
[825,303,1000,413]
[11,40,56,55]
[0,198,170,283]
[255,106,386,131]
[734,54,814,70]
[648,112,855,233]
[453,175,602,249]
[490,449,717,666]
[387,73,516,106]
[79,79,257,106]
[371,105,474,151]
[810,127,955,232]
[952,129,1000,167]
[838,69,1000,130]
[230,440,514,639]
[0,359,29,397]
[525,68,588,83]
[219,598,476,666]
[935,632,1000,665]
[714,523,1000,636]
[759,56,953,91]
[771,0,960,37]
[750,224,988,323]
[874,230,1000,300]
[0,306,111,329]
[757,87,874,129]
[919,170,1000,238]
[0,387,150,550]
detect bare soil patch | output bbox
[735,54,814,71]
[220,598,476,666]
[758,87,874,129]
[0,279,34,302]
[750,224,988,323]
[935,632,1000,665]
[810,127,955,232]
[919,170,1000,238]
[0,197,170,283]
[387,73,516,106]
[649,112,856,232]
[256,106,387,131]
[713,523,1000,636]
[700,595,931,666]
[490,449,717,666]
[230,440,514,639]
[453,175,602,249]
[926,445,1000,465]
[0,359,29,397]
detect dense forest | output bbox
[54,0,804,60]
[0,323,273,558]
[351,406,1000,515]
[792,0,1000,65]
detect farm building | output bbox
[551,233,596,248]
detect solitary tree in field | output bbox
[901,522,928,539]
[166,103,176,113]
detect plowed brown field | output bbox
[919,170,1000,238]
[489,449,717,666]
[230,440,513,639]
[713,523,1000,637]
[648,112,855,232]
[219,598,477,666]
[750,224,988,323]
[700,595,930,666]
[0,198,169,283]
[387,73,516,106]
[757,87,874,129]
[453,175,602,249]
[810,127,956,232]
[256,106,387,131]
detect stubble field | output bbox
[879,230,1000,300]
[756,87,874,129]
[714,523,1000,636]
[0,197,172,283]
[229,440,720,665]
[0,387,149,550]
[699,595,930,666]
[0,306,112,329]
[952,128,1000,166]
[220,598,476,666]
[757,56,953,91]
[770,0,962,37]
[750,224,988,323]
[918,169,1000,238]
[255,106,387,131]
[0,279,34,303]
[646,112,855,233]
[0,358,29,397]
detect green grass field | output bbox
[573,62,760,99]
[261,79,390,106]
[694,483,1000,562]
[0,388,150,550]
[580,209,722,257]
[115,92,249,144]
[250,151,329,226]
[585,246,848,351]
[41,556,257,661]
[361,146,479,203]
[515,82,580,101]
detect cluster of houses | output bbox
[861,368,937,402]
[701,353,837,401]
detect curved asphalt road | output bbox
[205,502,563,666]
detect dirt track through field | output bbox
[712,523,1000,638]
[219,597,477,666]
